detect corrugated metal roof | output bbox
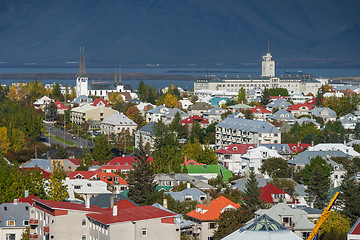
[217,117,280,133]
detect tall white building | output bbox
[262,41,275,77]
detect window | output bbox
[82,235,86,240]
[5,234,15,240]
[142,228,147,236]
[4,206,7,211]
[82,219,86,226]
[24,220,29,226]
[209,222,215,229]
[7,220,15,226]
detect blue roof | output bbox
[22,159,52,172]
[210,97,230,106]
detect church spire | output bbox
[118,67,122,85]
[114,68,117,85]
[77,47,87,77]
[82,47,86,75]
[267,40,271,54]
[78,47,82,76]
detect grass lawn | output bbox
[51,136,77,146]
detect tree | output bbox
[339,174,360,224]
[268,88,289,96]
[182,139,217,165]
[212,206,253,240]
[47,161,69,201]
[260,88,271,106]
[45,102,57,121]
[259,157,291,178]
[127,139,157,205]
[91,135,114,165]
[267,178,296,195]
[0,126,10,153]
[237,87,247,103]
[319,212,351,240]
[242,168,266,213]
[302,156,332,209]
[163,93,178,108]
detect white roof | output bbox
[101,113,137,126]
[63,179,111,201]
[308,143,360,157]
[242,146,284,160]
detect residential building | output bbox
[63,178,111,202]
[186,196,240,240]
[33,96,53,111]
[249,107,272,120]
[255,203,315,239]
[187,102,213,117]
[309,107,337,122]
[217,144,255,172]
[135,122,155,151]
[154,173,214,190]
[288,103,314,117]
[161,108,189,125]
[136,102,155,117]
[294,117,320,129]
[222,214,302,240]
[228,103,252,112]
[215,117,281,149]
[101,113,137,135]
[178,99,193,110]
[307,143,360,157]
[267,109,296,123]
[203,106,227,124]
[180,115,209,128]
[0,201,32,240]
[90,98,111,108]
[145,105,168,122]
[266,98,291,111]
[340,113,359,130]
[348,217,360,240]
[54,100,69,114]
[260,184,298,206]
[168,188,207,204]
[70,105,119,128]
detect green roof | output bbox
[229,103,252,109]
[156,186,173,191]
[183,164,233,181]
[119,189,129,197]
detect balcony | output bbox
[29,234,38,239]
[30,219,38,225]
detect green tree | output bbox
[237,87,247,103]
[302,156,332,209]
[260,88,271,106]
[127,140,157,205]
[339,174,360,224]
[212,206,253,240]
[259,157,291,178]
[47,161,69,201]
[182,139,217,165]
[267,178,296,195]
[45,102,57,121]
[268,88,289,96]
[91,135,114,165]
[242,168,266,213]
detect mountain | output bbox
[0,0,359,67]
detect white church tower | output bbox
[76,47,89,97]
[261,41,275,77]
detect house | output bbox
[266,98,291,110]
[146,105,169,123]
[309,107,337,122]
[178,99,193,110]
[33,95,53,111]
[62,178,111,202]
[203,106,227,124]
[348,217,360,240]
[187,102,213,117]
[215,117,281,149]
[307,143,360,157]
[0,201,33,240]
[294,117,321,129]
[228,103,252,112]
[288,103,313,117]
[186,196,240,240]
[70,95,92,105]
[101,156,154,175]
[340,113,359,130]
[241,146,284,175]
[68,171,98,180]
[267,109,296,123]
[90,193,138,208]
[161,108,189,125]
[135,122,155,151]
[100,113,137,135]
[180,115,209,128]
[222,214,302,240]
[96,172,128,193]
[54,100,69,114]
[255,203,315,239]
[249,107,272,120]
[136,102,155,117]
[90,98,111,108]
[70,105,119,129]
[168,188,207,204]
[154,173,214,190]
[260,184,298,205]
[217,144,255,172]
[21,159,52,172]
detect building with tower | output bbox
[194,43,322,95]
[75,48,132,100]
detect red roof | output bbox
[288,103,313,111]
[98,165,133,171]
[260,184,298,204]
[105,156,153,166]
[349,218,360,235]
[87,205,176,224]
[250,107,272,114]
[14,194,40,205]
[179,115,209,124]
[270,96,286,99]
[287,143,311,153]
[21,167,51,178]
[217,144,255,155]
[186,196,240,221]
[68,171,97,179]
[181,156,205,165]
[54,100,69,110]
[113,199,137,210]
[91,98,111,107]
[97,172,128,185]
[34,199,103,213]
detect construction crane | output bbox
[306,189,341,240]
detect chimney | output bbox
[24,190,29,198]
[184,156,187,164]
[187,182,191,189]
[110,195,114,208]
[297,141,300,147]
[113,205,118,216]
[311,141,314,147]
[85,195,90,209]
[14,199,18,204]
[163,198,168,209]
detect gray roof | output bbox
[101,113,136,126]
[88,82,116,91]
[233,178,272,191]
[147,105,168,114]
[266,98,291,109]
[136,122,155,136]
[188,102,213,111]
[340,113,357,124]
[268,109,295,121]
[289,150,348,166]
[295,117,320,127]
[309,107,337,118]
[261,144,292,154]
[197,74,317,83]
[168,188,206,203]
[152,203,193,229]
[163,108,189,118]
[90,193,138,208]
[217,117,280,133]
[0,202,32,228]
[204,106,226,116]
[22,159,52,172]
[296,206,323,215]
[71,95,92,104]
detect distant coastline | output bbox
[0,72,198,81]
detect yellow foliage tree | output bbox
[126,106,140,121]
[9,129,26,152]
[319,211,351,237]
[0,127,10,153]
[7,85,18,101]
[164,94,178,108]
[108,92,125,105]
